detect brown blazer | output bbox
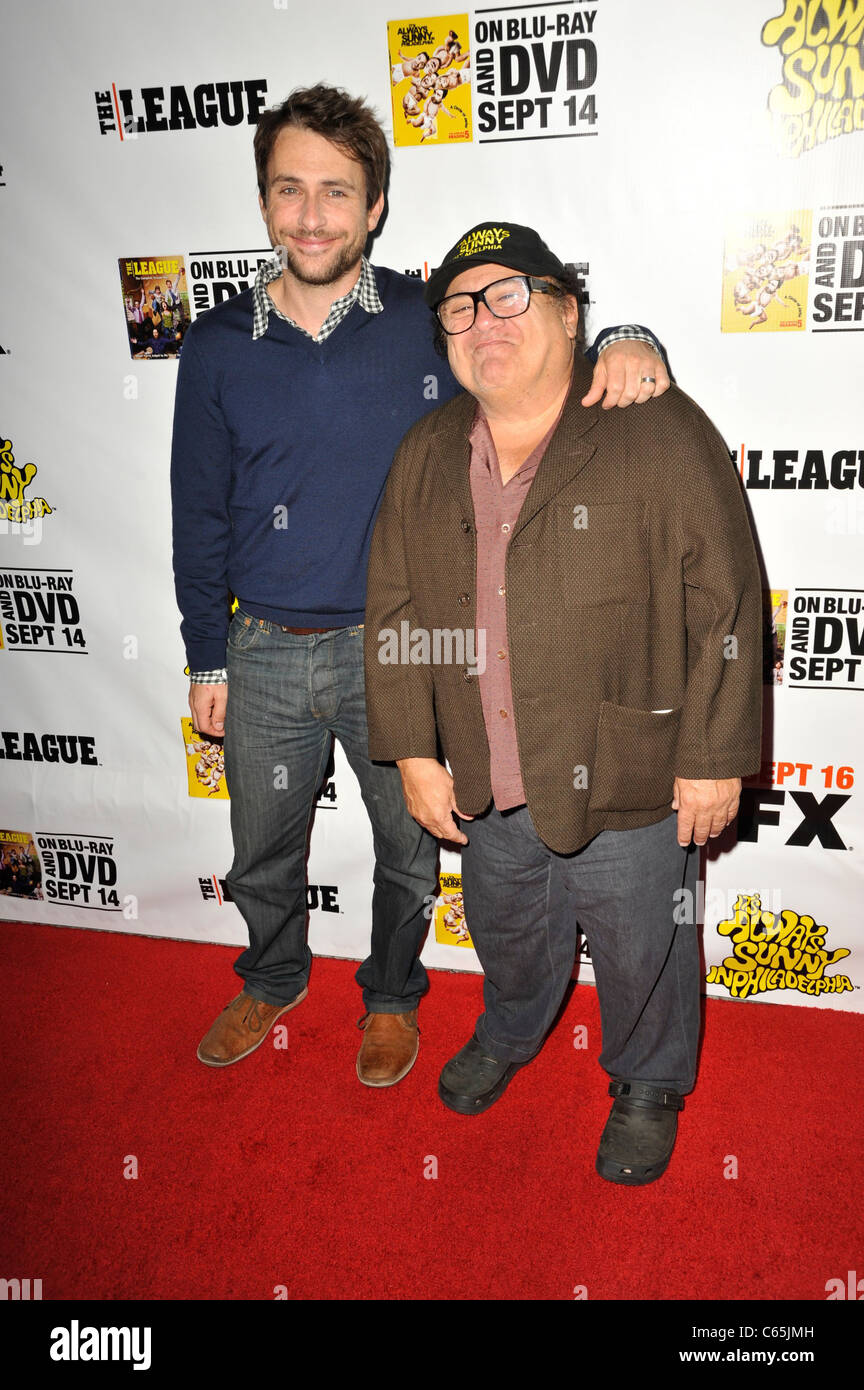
[364,354,763,854]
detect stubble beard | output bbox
[275,229,368,287]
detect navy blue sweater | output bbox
[171,268,465,671]
[170,264,641,672]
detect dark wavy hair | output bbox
[254,84,389,209]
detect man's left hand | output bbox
[672,777,741,847]
[582,339,670,409]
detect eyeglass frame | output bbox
[433,273,560,335]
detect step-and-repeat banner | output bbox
[2,0,862,1011]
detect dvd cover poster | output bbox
[387,15,472,146]
[180,717,228,798]
[764,589,788,685]
[0,830,43,899]
[721,213,811,333]
[433,872,474,948]
[119,256,190,358]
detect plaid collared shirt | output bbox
[594,324,654,351]
[251,253,383,342]
[189,668,229,684]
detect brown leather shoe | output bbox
[197,988,307,1067]
[356,1010,419,1087]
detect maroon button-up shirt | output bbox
[468,407,560,810]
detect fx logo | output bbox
[737,789,850,849]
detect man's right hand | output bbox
[189,682,227,738]
[396,757,473,844]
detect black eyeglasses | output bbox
[434,274,557,335]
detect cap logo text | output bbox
[456,227,510,258]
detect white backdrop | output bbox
[1,0,862,1011]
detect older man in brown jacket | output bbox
[364,222,762,1185]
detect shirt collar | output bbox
[251,254,383,341]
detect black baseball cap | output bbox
[424,221,568,307]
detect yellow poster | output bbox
[387,15,472,147]
[0,829,43,899]
[721,212,811,333]
[433,871,474,947]
[764,589,788,686]
[181,717,228,798]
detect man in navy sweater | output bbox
[171,84,670,1087]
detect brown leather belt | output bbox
[279,625,343,635]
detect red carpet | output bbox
[1,921,862,1303]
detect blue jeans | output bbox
[223,610,435,1012]
[460,807,700,1094]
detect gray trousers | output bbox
[460,807,700,1094]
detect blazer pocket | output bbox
[588,702,681,813]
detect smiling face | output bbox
[259,125,384,292]
[442,261,579,407]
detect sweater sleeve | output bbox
[170,332,233,673]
